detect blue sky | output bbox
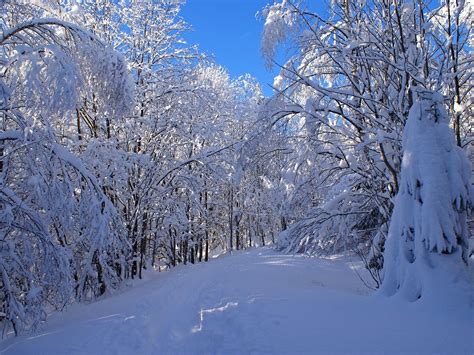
[180,0,279,96]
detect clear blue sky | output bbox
[180,0,279,96]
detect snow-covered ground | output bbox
[1,247,472,355]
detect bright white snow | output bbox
[1,248,472,355]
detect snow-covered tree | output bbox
[0,3,132,333]
[381,88,471,301]
[259,0,473,283]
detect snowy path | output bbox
[1,248,472,355]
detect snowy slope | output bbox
[1,248,472,355]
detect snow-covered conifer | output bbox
[381,88,471,301]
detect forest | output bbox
[0,0,472,352]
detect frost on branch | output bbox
[381,88,471,302]
[260,1,297,67]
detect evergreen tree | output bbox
[381,88,471,301]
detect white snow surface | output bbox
[1,247,472,355]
